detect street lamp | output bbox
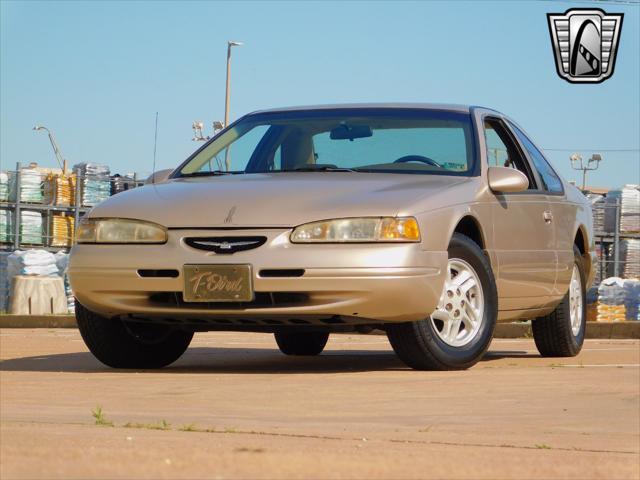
[223,40,242,171]
[224,40,243,130]
[570,153,602,191]
[33,125,67,173]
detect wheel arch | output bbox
[574,224,592,277]
[452,215,486,250]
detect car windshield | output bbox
[177,108,476,177]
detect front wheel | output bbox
[76,303,193,369]
[386,233,498,370]
[274,331,329,356]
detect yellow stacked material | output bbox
[44,173,76,206]
[50,213,75,247]
[596,303,626,322]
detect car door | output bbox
[508,121,575,296]
[484,117,557,309]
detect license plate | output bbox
[183,265,253,302]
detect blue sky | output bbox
[1,0,638,188]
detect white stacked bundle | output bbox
[587,194,606,235]
[55,251,75,313]
[0,252,10,312]
[0,209,12,243]
[7,249,59,277]
[19,210,44,245]
[621,239,640,279]
[15,167,44,203]
[74,163,111,206]
[620,184,640,234]
[0,171,11,201]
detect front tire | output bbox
[274,331,329,356]
[76,302,193,368]
[532,246,586,357]
[386,233,498,370]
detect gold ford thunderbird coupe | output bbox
[69,104,595,370]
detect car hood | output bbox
[89,173,469,228]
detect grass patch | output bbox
[234,447,265,453]
[179,424,199,432]
[123,420,171,431]
[535,443,552,449]
[92,406,113,427]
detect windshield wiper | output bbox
[282,166,358,172]
[180,170,244,177]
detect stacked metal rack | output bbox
[0,162,145,251]
[590,192,640,282]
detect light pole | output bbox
[223,41,242,171]
[570,153,602,191]
[224,40,243,129]
[33,125,67,173]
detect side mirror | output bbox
[488,166,529,193]
[145,169,174,185]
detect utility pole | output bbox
[570,153,602,191]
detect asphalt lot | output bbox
[1,329,639,479]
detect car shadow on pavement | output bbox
[0,347,534,374]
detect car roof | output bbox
[248,103,502,115]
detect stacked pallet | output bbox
[597,278,626,322]
[19,211,44,245]
[588,194,606,235]
[15,167,44,203]
[44,172,76,206]
[0,209,12,243]
[50,213,75,247]
[74,163,111,206]
[620,184,640,234]
[0,252,9,312]
[110,174,137,195]
[0,171,11,201]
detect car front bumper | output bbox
[68,229,447,325]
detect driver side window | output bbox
[484,118,537,190]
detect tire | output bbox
[76,302,193,369]
[386,233,498,370]
[274,331,329,356]
[532,246,586,357]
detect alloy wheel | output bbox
[569,264,583,336]
[430,258,485,347]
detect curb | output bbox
[0,315,638,339]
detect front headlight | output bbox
[76,218,167,244]
[290,217,420,243]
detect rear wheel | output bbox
[386,233,497,370]
[76,302,193,368]
[274,331,329,356]
[532,246,586,357]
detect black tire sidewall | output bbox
[568,248,587,352]
[417,234,497,368]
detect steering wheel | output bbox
[393,155,441,168]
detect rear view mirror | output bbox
[330,124,373,141]
[487,166,529,193]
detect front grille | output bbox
[148,291,309,309]
[184,236,267,254]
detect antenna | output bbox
[152,112,159,184]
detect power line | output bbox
[543,148,640,152]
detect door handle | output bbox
[543,210,553,223]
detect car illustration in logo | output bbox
[547,8,623,83]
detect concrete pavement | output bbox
[1,329,639,479]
